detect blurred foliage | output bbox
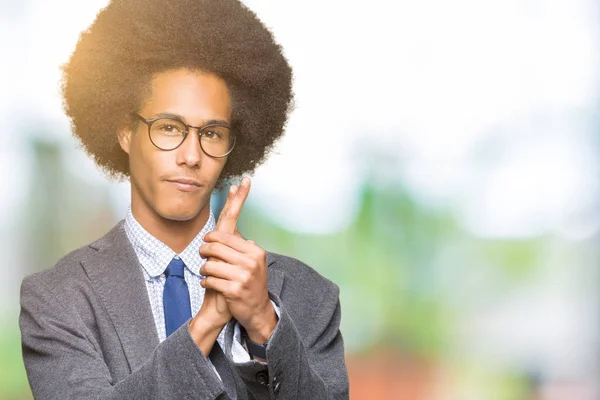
[0,321,31,399]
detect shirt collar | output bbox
[124,206,216,279]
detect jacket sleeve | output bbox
[19,274,225,400]
[231,285,349,400]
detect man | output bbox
[18,0,348,399]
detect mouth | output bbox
[165,178,204,192]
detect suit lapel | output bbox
[82,220,160,372]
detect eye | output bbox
[203,130,221,139]
[154,120,184,136]
[159,124,179,133]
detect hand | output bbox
[189,178,251,353]
[200,178,251,325]
[199,180,277,344]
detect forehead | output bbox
[141,68,231,123]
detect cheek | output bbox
[207,157,228,183]
[130,136,161,189]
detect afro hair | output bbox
[61,0,294,186]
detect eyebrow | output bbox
[151,112,230,127]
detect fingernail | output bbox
[241,177,249,186]
[230,185,237,193]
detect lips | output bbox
[167,178,202,187]
[166,177,204,192]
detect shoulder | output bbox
[265,252,342,340]
[21,245,93,293]
[21,221,124,295]
[266,251,339,297]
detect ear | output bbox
[117,126,132,154]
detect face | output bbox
[118,68,231,223]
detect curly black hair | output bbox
[61,0,293,186]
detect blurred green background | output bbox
[1,0,599,399]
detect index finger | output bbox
[216,177,251,234]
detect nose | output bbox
[175,129,204,168]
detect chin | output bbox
[161,211,196,222]
[159,205,202,222]
[149,196,199,221]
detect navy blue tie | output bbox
[163,257,192,337]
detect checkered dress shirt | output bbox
[124,206,253,364]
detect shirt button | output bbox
[255,370,269,386]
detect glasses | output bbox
[133,113,236,158]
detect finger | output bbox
[200,241,250,266]
[203,230,256,254]
[214,184,237,236]
[216,177,251,234]
[199,260,241,281]
[233,226,245,240]
[200,276,238,297]
[227,183,239,204]
[217,178,250,232]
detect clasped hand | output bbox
[197,178,277,344]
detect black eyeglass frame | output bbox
[133,113,236,158]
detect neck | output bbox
[130,197,211,254]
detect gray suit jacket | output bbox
[19,220,349,399]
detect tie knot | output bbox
[165,258,185,278]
